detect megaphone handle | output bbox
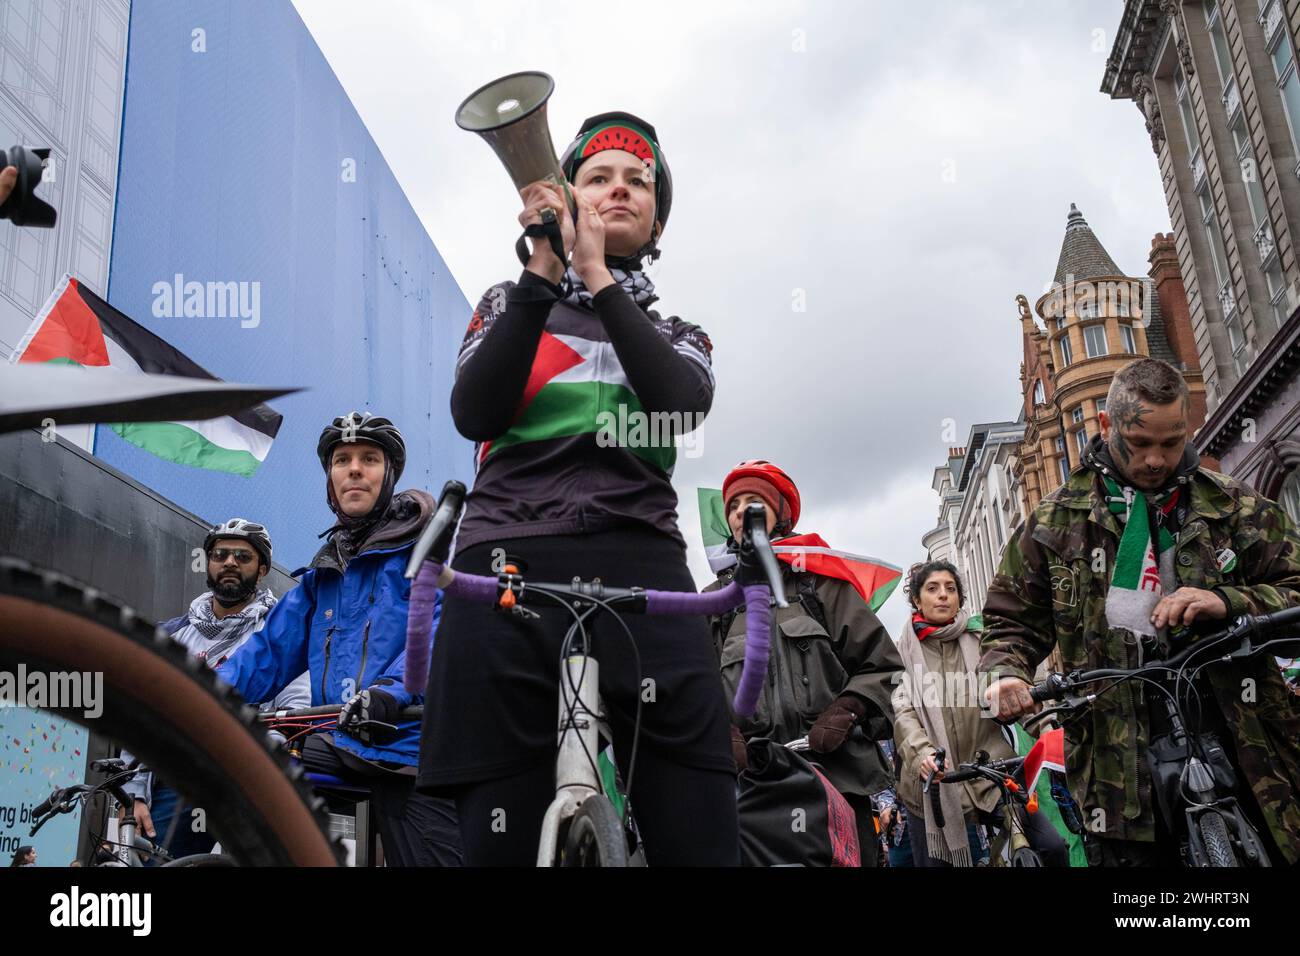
[514,212,568,270]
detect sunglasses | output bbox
[209,548,258,565]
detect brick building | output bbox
[1016,204,1210,512]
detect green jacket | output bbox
[979,465,1300,861]
[705,562,903,797]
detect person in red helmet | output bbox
[706,461,904,865]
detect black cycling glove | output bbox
[338,687,401,746]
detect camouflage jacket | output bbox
[980,466,1300,861]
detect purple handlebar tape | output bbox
[404,562,506,694]
[404,560,443,695]
[642,579,743,615]
[730,584,773,719]
[403,566,769,717]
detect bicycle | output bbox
[0,557,344,865]
[259,703,427,867]
[1023,605,1300,867]
[933,749,1045,866]
[402,480,789,867]
[30,757,235,867]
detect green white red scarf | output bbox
[1102,475,1181,639]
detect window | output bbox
[1071,406,1084,424]
[1075,427,1088,457]
[1198,188,1232,291]
[1225,310,1249,376]
[1259,0,1300,161]
[1207,3,1235,91]
[1034,379,1045,405]
[1265,258,1292,327]
[1059,332,1073,367]
[1281,468,1300,524]
[1084,324,1108,358]
[1119,322,1137,354]
[1097,398,1107,415]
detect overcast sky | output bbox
[290,0,1170,635]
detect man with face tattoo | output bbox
[979,358,1300,866]
[118,519,309,861]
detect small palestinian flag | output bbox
[9,274,282,476]
[697,487,903,612]
[1021,726,1066,796]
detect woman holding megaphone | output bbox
[417,112,738,865]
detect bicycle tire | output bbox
[1011,846,1043,867]
[560,796,628,867]
[1197,811,1239,867]
[0,558,342,866]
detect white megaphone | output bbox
[456,71,575,265]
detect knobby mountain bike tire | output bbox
[1197,810,1239,867]
[0,558,342,866]
[560,796,629,867]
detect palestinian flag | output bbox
[9,275,282,476]
[697,487,903,612]
[1021,726,1066,795]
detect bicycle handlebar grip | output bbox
[404,480,466,579]
[31,787,64,818]
[403,559,444,696]
[732,584,773,719]
[1259,604,1300,631]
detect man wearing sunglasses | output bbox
[120,518,309,860]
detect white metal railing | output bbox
[1255,219,1277,263]
[1218,279,1237,316]
[1224,76,1242,122]
[1262,0,1284,46]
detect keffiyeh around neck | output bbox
[562,265,657,309]
[187,587,276,651]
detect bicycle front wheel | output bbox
[0,558,342,866]
[560,796,629,867]
[1197,811,1239,867]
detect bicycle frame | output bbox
[402,482,790,867]
[536,653,605,866]
[1028,607,1300,866]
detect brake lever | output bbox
[737,503,788,608]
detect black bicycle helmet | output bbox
[317,411,406,482]
[204,518,273,567]
[560,111,672,262]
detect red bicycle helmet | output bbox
[722,460,801,532]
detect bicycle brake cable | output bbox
[531,584,646,815]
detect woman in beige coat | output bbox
[892,560,1066,866]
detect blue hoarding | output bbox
[98,0,473,571]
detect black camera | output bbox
[0,145,57,227]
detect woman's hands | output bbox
[517,180,614,294]
[919,749,944,782]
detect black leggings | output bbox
[454,750,740,866]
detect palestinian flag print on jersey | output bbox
[457,281,714,475]
[9,274,283,476]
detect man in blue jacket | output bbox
[218,412,461,866]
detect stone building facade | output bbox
[1103,0,1300,519]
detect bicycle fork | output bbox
[537,654,603,867]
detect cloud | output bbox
[292,0,1170,592]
